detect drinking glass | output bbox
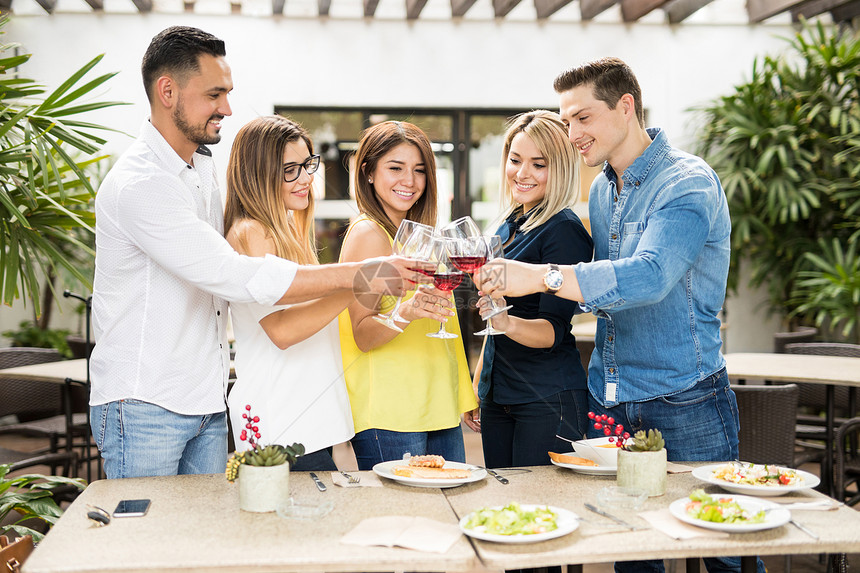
[426,237,464,340]
[473,235,513,335]
[373,220,435,332]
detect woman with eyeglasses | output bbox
[337,121,477,470]
[223,115,354,471]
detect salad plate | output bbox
[669,493,791,533]
[459,503,580,544]
[692,463,820,496]
[550,454,617,476]
[372,460,487,489]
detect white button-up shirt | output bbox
[91,120,298,415]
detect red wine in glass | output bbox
[433,272,464,291]
[408,267,436,277]
[449,255,487,273]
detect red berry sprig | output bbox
[587,411,631,448]
[239,404,262,449]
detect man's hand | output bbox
[354,255,435,296]
[463,408,481,433]
[473,259,544,299]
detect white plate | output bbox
[459,505,580,544]
[550,452,617,476]
[372,460,487,488]
[692,463,820,496]
[669,494,791,533]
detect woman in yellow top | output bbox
[339,121,477,470]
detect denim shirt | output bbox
[575,128,730,407]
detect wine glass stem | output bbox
[388,296,405,321]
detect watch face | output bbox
[546,270,564,290]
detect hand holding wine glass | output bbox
[426,237,464,340]
[373,220,434,332]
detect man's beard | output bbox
[173,96,222,146]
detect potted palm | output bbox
[225,405,304,513]
[694,20,859,343]
[0,15,125,323]
[0,464,85,543]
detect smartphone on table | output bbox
[112,499,151,518]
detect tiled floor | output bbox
[3,429,857,572]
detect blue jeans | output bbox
[481,389,588,469]
[590,369,762,573]
[91,400,227,479]
[351,426,465,471]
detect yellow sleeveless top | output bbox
[338,215,477,433]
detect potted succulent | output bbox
[590,413,667,497]
[225,405,304,513]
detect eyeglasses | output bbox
[283,155,321,182]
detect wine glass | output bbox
[373,220,435,332]
[440,216,481,241]
[426,237,464,340]
[471,235,513,335]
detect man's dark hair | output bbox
[141,26,226,104]
[553,57,645,128]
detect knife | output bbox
[486,469,509,485]
[584,502,643,530]
[309,472,327,492]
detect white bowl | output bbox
[572,437,622,467]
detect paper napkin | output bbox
[638,509,730,540]
[330,472,384,488]
[340,516,462,553]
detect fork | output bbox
[339,470,360,484]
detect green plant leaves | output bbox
[0,15,127,316]
[694,19,860,340]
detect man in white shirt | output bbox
[91,26,427,479]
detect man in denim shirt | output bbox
[476,58,758,573]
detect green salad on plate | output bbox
[463,502,559,535]
[685,489,766,524]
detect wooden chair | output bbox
[733,383,799,466]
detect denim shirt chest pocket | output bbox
[619,221,645,258]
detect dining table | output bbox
[21,463,860,573]
[724,352,860,496]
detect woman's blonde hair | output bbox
[224,115,318,265]
[493,110,580,234]
[353,121,438,238]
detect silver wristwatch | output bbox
[543,264,564,294]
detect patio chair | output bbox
[733,383,799,466]
[834,416,860,506]
[0,348,89,476]
[783,343,860,466]
[773,326,818,354]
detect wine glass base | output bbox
[474,325,506,336]
[373,315,403,332]
[427,330,458,339]
[482,304,513,319]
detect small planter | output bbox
[616,448,667,497]
[237,463,291,513]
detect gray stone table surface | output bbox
[22,471,477,573]
[443,464,860,569]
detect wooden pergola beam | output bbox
[620,0,669,21]
[183,0,194,11]
[406,0,427,18]
[580,0,618,19]
[829,0,860,19]
[83,0,104,10]
[0,0,12,11]
[663,0,714,22]
[492,0,522,17]
[364,0,379,16]
[272,0,285,13]
[318,0,330,15]
[747,0,806,21]
[451,0,478,15]
[534,0,574,18]
[790,0,847,17]
[130,0,152,11]
[34,0,55,12]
